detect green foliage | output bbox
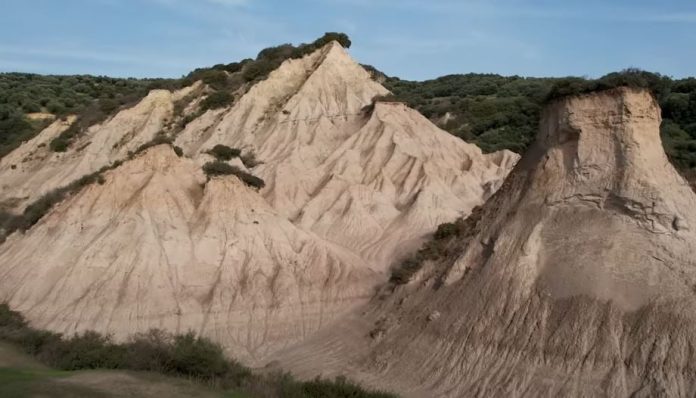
[170,333,230,379]
[242,59,280,82]
[275,375,396,398]
[132,134,174,156]
[199,70,230,90]
[202,160,236,177]
[0,105,34,157]
[202,161,265,189]
[383,69,696,181]
[390,208,483,285]
[257,44,297,61]
[207,144,241,161]
[240,151,260,168]
[384,73,553,154]
[311,32,352,49]
[0,303,395,397]
[49,332,126,370]
[434,222,459,240]
[200,91,234,111]
[0,161,125,241]
[1,33,353,159]
[546,69,672,102]
[0,73,174,157]
[389,258,423,285]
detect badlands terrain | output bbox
[277,87,696,397]
[0,41,515,366]
[2,36,696,398]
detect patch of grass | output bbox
[0,304,397,397]
[390,208,483,285]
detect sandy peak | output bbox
[540,87,661,148]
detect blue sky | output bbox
[1,0,694,80]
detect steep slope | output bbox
[0,145,375,363]
[0,41,516,364]
[0,85,199,212]
[278,88,696,397]
[176,42,517,269]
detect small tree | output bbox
[200,91,234,111]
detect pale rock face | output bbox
[0,42,516,363]
[276,89,696,397]
[0,146,375,362]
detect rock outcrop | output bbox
[0,41,516,363]
[277,88,696,397]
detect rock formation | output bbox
[277,88,696,397]
[0,41,516,363]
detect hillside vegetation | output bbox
[0,32,351,158]
[0,304,396,398]
[1,34,695,175]
[383,70,696,177]
[0,73,178,157]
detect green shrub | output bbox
[51,332,127,370]
[202,161,236,177]
[390,208,483,285]
[207,144,241,161]
[240,150,260,168]
[0,303,26,329]
[49,124,79,152]
[0,164,122,242]
[545,69,672,102]
[242,59,280,82]
[200,70,230,90]
[257,44,296,61]
[1,72,170,159]
[389,258,423,285]
[132,134,174,156]
[434,222,459,240]
[0,303,397,397]
[171,332,229,379]
[310,32,352,50]
[200,91,234,111]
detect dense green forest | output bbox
[1,33,695,178]
[383,72,696,175]
[0,74,177,157]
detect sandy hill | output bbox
[0,84,200,212]
[276,88,696,397]
[0,41,516,364]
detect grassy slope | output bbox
[0,342,246,398]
